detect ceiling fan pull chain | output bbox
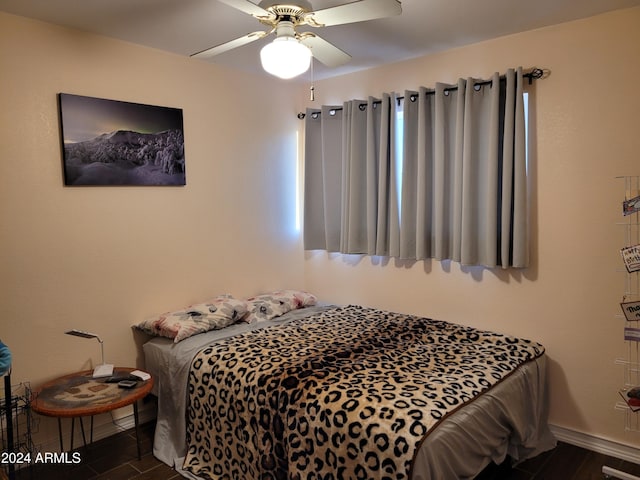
[310,57,315,101]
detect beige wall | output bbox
[0,13,304,387]
[2,5,640,454]
[295,8,640,448]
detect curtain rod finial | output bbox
[525,67,550,84]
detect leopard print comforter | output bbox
[183,305,544,480]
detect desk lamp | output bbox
[65,329,114,378]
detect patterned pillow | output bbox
[243,290,317,323]
[134,295,248,342]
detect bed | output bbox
[142,303,555,480]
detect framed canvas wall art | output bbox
[58,93,186,186]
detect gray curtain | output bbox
[303,67,528,268]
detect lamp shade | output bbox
[260,36,311,79]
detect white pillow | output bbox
[243,290,317,323]
[134,295,248,342]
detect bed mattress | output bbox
[143,305,555,479]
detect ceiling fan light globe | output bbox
[260,37,311,79]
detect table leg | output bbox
[134,401,141,460]
[57,417,64,452]
[78,416,87,447]
[70,417,75,451]
[58,418,86,452]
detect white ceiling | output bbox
[1,0,639,81]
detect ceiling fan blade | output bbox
[191,31,269,59]
[300,33,351,67]
[216,0,273,19]
[304,0,402,27]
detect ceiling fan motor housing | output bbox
[257,1,313,27]
[258,0,313,13]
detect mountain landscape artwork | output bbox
[59,93,185,186]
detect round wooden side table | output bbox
[31,367,153,459]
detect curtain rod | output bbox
[297,67,548,119]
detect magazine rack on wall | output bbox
[603,176,640,480]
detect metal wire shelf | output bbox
[1,375,39,479]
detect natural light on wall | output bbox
[396,106,404,217]
[295,130,302,232]
[524,92,529,174]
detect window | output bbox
[303,68,529,268]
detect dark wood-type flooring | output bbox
[7,421,640,479]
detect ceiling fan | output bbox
[192,0,402,79]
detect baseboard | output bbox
[550,424,640,465]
